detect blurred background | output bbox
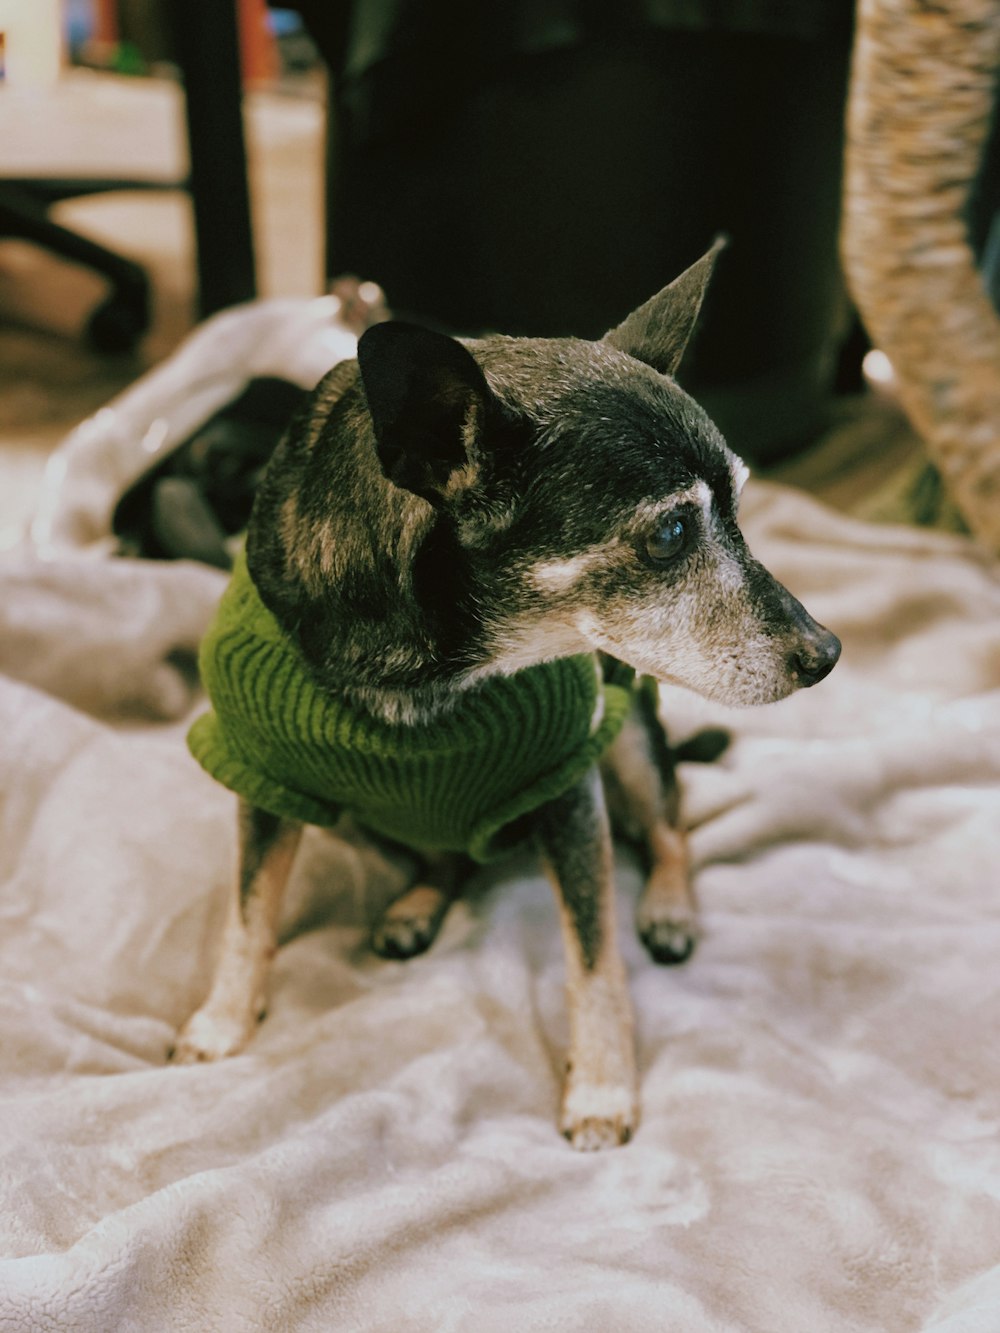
[1,0,996,556]
[1,0,323,550]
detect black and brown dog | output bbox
[173,243,840,1150]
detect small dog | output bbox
[174,242,840,1150]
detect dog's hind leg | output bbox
[171,800,301,1063]
[601,679,698,965]
[371,851,468,960]
[537,771,638,1150]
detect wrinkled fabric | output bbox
[1,483,999,1332]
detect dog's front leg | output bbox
[536,771,638,1150]
[601,690,698,964]
[171,800,301,1063]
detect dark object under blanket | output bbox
[112,377,307,568]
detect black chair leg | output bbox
[1,182,150,352]
[170,0,256,318]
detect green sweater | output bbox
[188,555,633,862]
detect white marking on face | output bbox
[731,457,750,496]
[633,479,713,531]
[716,554,746,593]
[530,551,606,592]
[464,613,591,686]
[575,610,603,646]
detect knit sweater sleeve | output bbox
[188,710,343,827]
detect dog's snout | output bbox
[789,629,841,688]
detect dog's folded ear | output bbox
[357,321,494,506]
[602,236,727,377]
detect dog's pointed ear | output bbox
[602,236,727,376]
[357,321,493,505]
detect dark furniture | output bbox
[300,0,856,463]
[0,0,257,350]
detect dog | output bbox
[172,241,841,1151]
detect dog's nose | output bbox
[790,629,841,688]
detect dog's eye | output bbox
[645,515,688,564]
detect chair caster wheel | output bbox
[87,294,148,353]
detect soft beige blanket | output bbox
[1,484,999,1332]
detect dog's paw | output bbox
[636,851,699,966]
[560,1080,638,1151]
[371,916,437,959]
[638,912,698,965]
[371,885,450,960]
[169,1006,258,1064]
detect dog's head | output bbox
[352,242,839,708]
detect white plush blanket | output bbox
[2,483,999,1332]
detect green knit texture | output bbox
[188,554,633,862]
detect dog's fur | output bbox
[172,244,840,1150]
